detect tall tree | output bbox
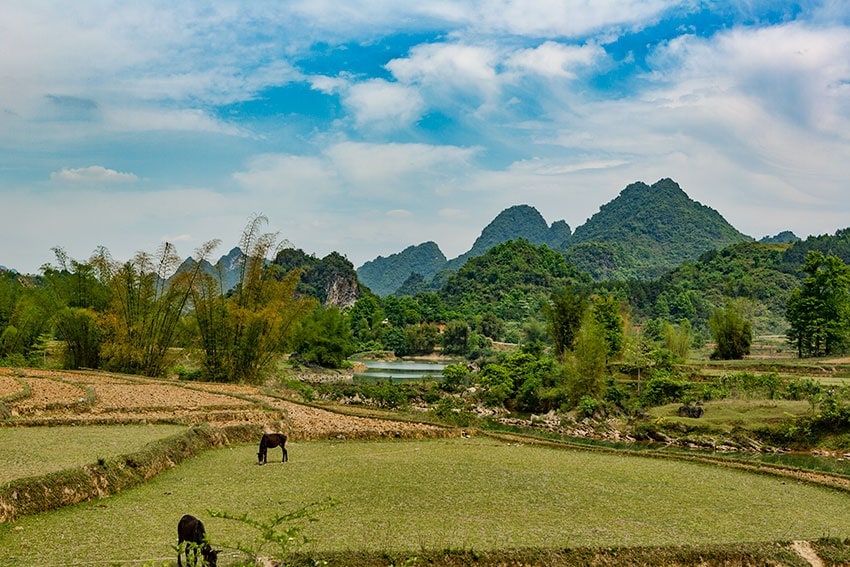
[192,216,315,382]
[786,251,850,357]
[709,299,753,360]
[100,241,213,376]
[543,287,587,358]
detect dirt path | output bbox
[791,541,824,567]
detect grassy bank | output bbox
[0,424,188,483]
[3,436,850,564]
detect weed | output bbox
[209,498,336,565]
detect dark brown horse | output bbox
[257,433,288,464]
[177,514,217,567]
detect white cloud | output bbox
[506,41,606,78]
[344,79,425,130]
[469,0,674,37]
[50,166,139,184]
[387,43,500,105]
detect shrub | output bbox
[576,395,599,419]
[641,371,690,407]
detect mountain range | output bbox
[356,178,757,296]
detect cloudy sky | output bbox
[2,1,850,274]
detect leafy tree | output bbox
[348,294,384,347]
[519,318,549,356]
[786,251,850,357]
[381,326,408,356]
[709,299,753,360]
[590,294,624,359]
[662,319,693,362]
[292,306,354,368]
[441,363,470,392]
[39,250,112,369]
[382,295,421,327]
[543,287,587,358]
[404,323,440,355]
[476,312,504,341]
[442,319,470,356]
[564,312,608,405]
[97,242,211,376]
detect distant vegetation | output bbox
[3,179,850,453]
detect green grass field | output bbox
[0,424,188,483]
[648,399,811,432]
[3,436,850,565]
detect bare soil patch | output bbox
[0,368,450,441]
[0,371,23,397]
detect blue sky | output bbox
[2,1,850,273]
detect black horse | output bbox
[258,433,288,464]
[177,514,218,567]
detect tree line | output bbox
[1,217,850,411]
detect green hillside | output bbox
[567,178,751,280]
[443,204,571,272]
[439,239,589,320]
[356,241,447,296]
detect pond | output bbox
[352,358,449,382]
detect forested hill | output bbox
[439,239,589,320]
[566,178,751,280]
[442,204,571,272]
[356,241,448,297]
[358,205,570,296]
[357,178,754,295]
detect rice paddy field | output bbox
[0,424,188,483]
[3,436,850,565]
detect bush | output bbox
[641,371,690,407]
[576,395,599,419]
[429,396,475,427]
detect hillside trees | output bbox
[543,287,587,358]
[786,251,850,358]
[36,248,114,369]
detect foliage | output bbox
[403,323,440,356]
[589,294,624,359]
[709,300,753,360]
[543,287,587,358]
[210,499,336,565]
[292,306,354,368]
[440,239,588,323]
[662,319,692,362]
[441,363,470,392]
[786,250,850,357]
[97,242,209,376]
[568,178,751,280]
[192,216,316,382]
[640,371,691,406]
[441,320,470,357]
[562,313,608,406]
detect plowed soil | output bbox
[0,367,450,441]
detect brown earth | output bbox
[0,367,452,441]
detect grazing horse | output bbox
[177,514,218,567]
[258,433,288,464]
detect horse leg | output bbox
[282,447,288,462]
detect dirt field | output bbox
[0,367,449,440]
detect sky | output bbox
[2,1,850,274]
